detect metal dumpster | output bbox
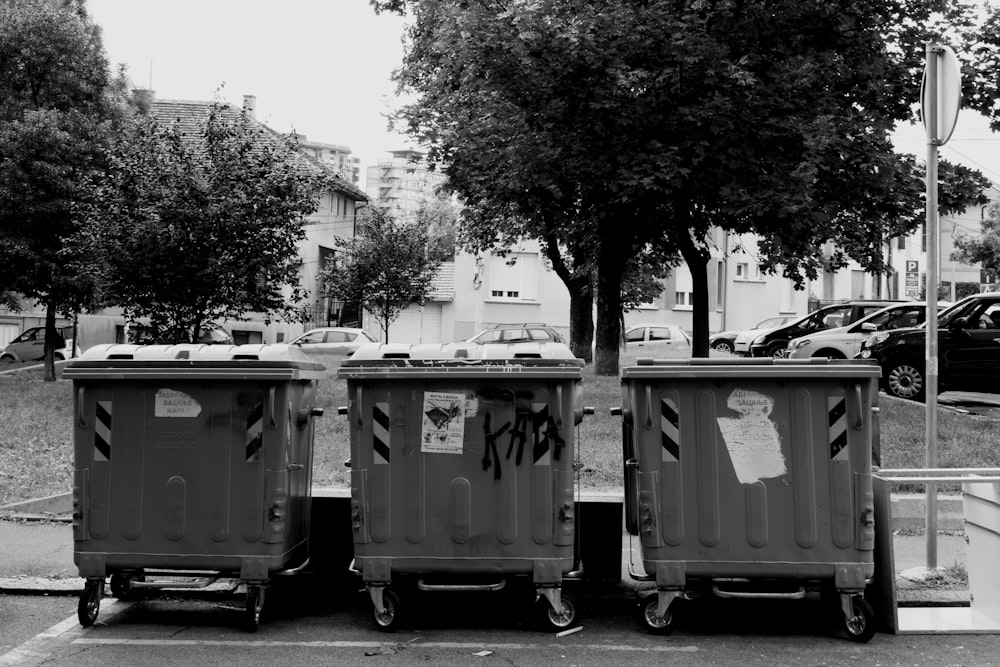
[338,342,584,631]
[64,344,325,630]
[620,358,880,641]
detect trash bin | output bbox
[64,343,326,631]
[619,358,880,642]
[338,342,585,631]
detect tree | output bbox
[952,201,1000,280]
[377,0,1000,374]
[0,0,124,380]
[321,208,440,342]
[76,103,329,342]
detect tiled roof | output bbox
[427,261,455,302]
[148,99,367,201]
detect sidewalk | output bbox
[0,491,970,606]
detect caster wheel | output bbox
[110,572,145,600]
[78,580,103,627]
[640,596,675,635]
[541,592,577,631]
[843,596,876,643]
[372,588,402,632]
[245,585,266,632]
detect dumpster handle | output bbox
[555,385,564,428]
[644,385,653,430]
[854,384,864,430]
[356,386,364,429]
[77,387,87,427]
[268,387,277,428]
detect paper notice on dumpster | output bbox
[716,388,786,484]
[154,389,202,418]
[421,391,466,454]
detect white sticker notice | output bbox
[155,389,202,418]
[421,391,466,454]
[716,388,786,484]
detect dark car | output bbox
[858,292,1000,401]
[747,300,901,358]
[710,315,797,353]
[465,323,565,345]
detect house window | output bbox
[736,262,760,280]
[488,252,538,301]
[673,264,693,310]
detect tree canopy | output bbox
[75,103,329,342]
[952,201,1000,277]
[0,0,124,379]
[377,0,1000,374]
[320,207,441,342]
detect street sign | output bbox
[920,44,961,145]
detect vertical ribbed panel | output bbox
[659,390,684,546]
[404,435,425,545]
[208,395,230,543]
[790,388,817,549]
[830,459,853,548]
[638,470,662,548]
[856,474,875,551]
[122,390,145,541]
[369,392,390,544]
[350,469,369,544]
[695,389,720,547]
[242,413,264,543]
[745,482,768,547]
[449,477,471,544]
[497,465,517,544]
[531,452,553,545]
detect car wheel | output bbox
[885,360,925,401]
[0,355,14,365]
[767,342,790,359]
[711,340,734,354]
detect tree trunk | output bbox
[43,303,57,382]
[568,277,594,363]
[677,231,711,358]
[594,230,626,376]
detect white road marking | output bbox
[0,600,131,666]
[70,638,699,652]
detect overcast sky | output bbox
[87,1,1000,190]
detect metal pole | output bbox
[924,43,940,571]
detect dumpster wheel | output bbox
[540,592,577,631]
[244,584,266,632]
[640,596,675,635]
[371,587,402,632]
[110,572,145,601]
[78,579,104,627]
[842,595,875,643]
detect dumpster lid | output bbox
[338,342,583,378]
[63,344,327,380]
[621,357,881,379]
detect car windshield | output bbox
[937,295,984,327]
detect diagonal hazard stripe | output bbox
[828,396,848,460]
[373,402,390,464]
[661,397,679,462]
[245,399,263,462]
[94,400,112,462]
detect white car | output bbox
[786,302,942,360]
[623,324,691,353]
[288,327,378,355]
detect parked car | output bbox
[0,325,78,363]
[710,315,797,353]
[289,327,378,355]
[787,302,946,360]
[623,323,691,353]
[858,292,1000,401]
[742,300,902,358]
[465,323,565,345]
[141,323,235,345]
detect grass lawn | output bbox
[1,352,997,506]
